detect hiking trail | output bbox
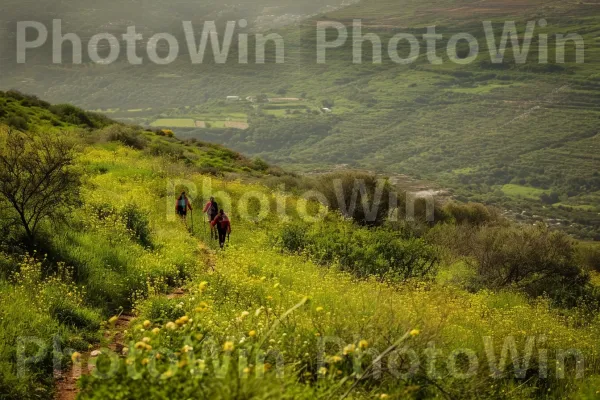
[55,240,216,400]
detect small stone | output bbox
[90,350,102,357]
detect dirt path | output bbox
[54,313,135,400]
[55,241,216,400]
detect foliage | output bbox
[428,223,594,307]
[443,201,504,226]
[276,218,438,281]
[0,254,101,399]
[0,128,81,244]
[1,95,600,399]
[307,171,394,226]
[120,203,153,249]
[104,125,149,150]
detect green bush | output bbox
[443,202,503,226]
[309,171,394,226]
[576,243,600,273]
[105,125,148,150]
[277,219,438,281]
[470,225,591,306]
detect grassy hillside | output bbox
[1,0,598,238]
[1,94,600,399]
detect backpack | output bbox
[210,200,219,215]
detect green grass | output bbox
[150,118,196,128]
[2,94,600,398]
[501,184,550,200]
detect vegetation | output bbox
[6,0,599,237]
[0,129,81,245]
[1,94,600,399]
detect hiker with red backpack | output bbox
[211,209,231,249]
[203,197,219,239]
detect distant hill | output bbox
[0,90,280,176]
[1,0,599,238]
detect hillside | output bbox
[1,94,600,399]
[1,0,598,238]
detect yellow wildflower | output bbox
[143,320,151,329]
[223,341,235,352]
[135,342,146,350]
[343,344,355,355]
[359,340,369,349]
[410,329,420,337]
[248,330,257,337]
[166,322,177,330]
[71,352,81,363]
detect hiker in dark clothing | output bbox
[175,192,193,220]
[211,209,231,249]
[203,197,219,239]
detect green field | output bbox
[150,118,197,128]
[501,184,550,200]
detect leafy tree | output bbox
[311,171,394,226]
[0,128,81,244]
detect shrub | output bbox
[469,225,591,305]
[277,222,307,252]
[277,220,438,281]
[443,202,503,226]
[577,243,600,272]
[104,125,148,150]
[148,142,184,159]
[309,171,394,226]
[49,104,95,127]
[5,115,29,131]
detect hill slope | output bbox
[1,94,600,399]
[1,0,598,238]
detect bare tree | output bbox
[0,128,81,244]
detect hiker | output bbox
[211,209,231,249]
[203,196,219,239]
[175,191,193,221]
